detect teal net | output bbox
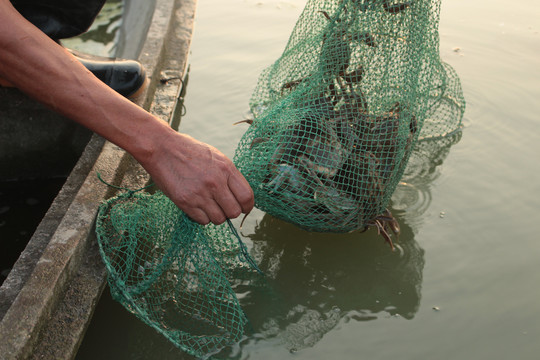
[233,0,465,239]
[95,191,260,359]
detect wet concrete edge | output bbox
[0,0,197,358]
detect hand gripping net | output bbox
[95,191,261,359]
[233,0,465,235]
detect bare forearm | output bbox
[0,0,254,224]
[0,0,171,163]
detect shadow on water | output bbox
[76,287,193,360]
[232,211,423,354]
[77,207,425,360]
[224,131,464,357]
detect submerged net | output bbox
[95,190,260,359]
[234,0,465,232]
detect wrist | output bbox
[121,114,175,165]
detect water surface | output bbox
[78,0,540,359]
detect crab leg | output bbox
[377,221,395,250]
[383,1,411,14]
[233,119,253,125]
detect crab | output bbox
[319,10,353,79]
[382,1,411,14]
[278,8,373,110]
[263,112,350,179]
[362,208,400,250]
[301,115,350,179]
[248,109,359,213]
[318,10,375,95]
[291,156,363,230]
[266,163,309,197]
[313,179,358,216]
[364,102,419,180]
[353,0,412,14]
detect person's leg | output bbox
[6,0,147,99]
[10,0,107,40]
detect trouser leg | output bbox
[8,0,148,99]
[10,0,107,40]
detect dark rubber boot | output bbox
[69,49,148,99]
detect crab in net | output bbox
[234,1,419,249]
[236,99,415,249]
[353,0,412,14]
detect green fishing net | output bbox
[233,0,465,233]
[94,0,465,358]
[95,190,261,359]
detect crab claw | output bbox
[367,210,399,250]
[383,1,411,14]
[233,119,253,125]
[383,209,401,240]
[378,224,395,251]
[318,10,332,21]
[249,137,269,148]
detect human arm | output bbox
[0,0,254,225]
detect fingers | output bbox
[161,185,227,226]
[185,175,253,226]
[180,188,242,226]
[140,132,254,226]
[195,161,253,225]
[198,177,252,225]
[227,172,255,214]
[184,207,211,225]
[186,201,238,226]
[214,191,242,220]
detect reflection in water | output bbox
[224,128,463,357]
[62,0,123,57]
[392,131,463,231]
[231,214,424,354]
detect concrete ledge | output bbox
[0,0,197,358]
[0,134,105,321]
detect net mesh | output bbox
[95,191,260,359]
[233,0,464,233]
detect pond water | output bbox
[77,0,540,359]
[62,0,124,57]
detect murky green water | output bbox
[62,0,124,57]
[77,0,540,359]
